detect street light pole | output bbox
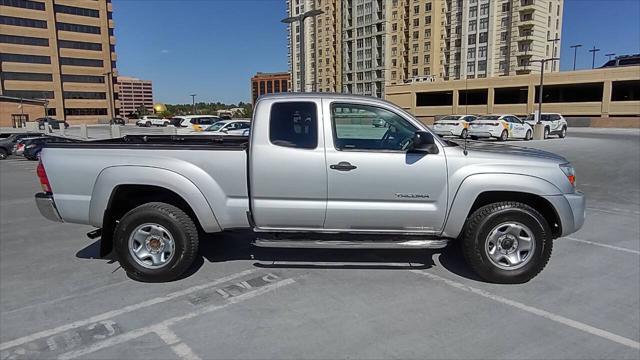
[282,9,324,92]
[570,44,582,71]
[190,94,197,115]
[103,71,115,120]
[529,57,559,139]
[589,46,600,69]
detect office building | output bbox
[117,76,153,117]
[251,72,290,105]
[0,0,118,123]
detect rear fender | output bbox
[89,166,222,232]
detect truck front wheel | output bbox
[462,201,552,284]
[114,202,199,282]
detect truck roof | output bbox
[258,92,399,105]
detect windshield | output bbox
[477,115,500,120]
[205,122,226,131]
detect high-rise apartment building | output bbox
[287,0,563,97]
[0,0,118,123]
[286,0,342,93]
[117,76,152,117]
[440,0,563,81]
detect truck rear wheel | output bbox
[114,202,199,282]
[462,201,552,284]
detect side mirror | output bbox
[410,131,439,154]
[221,128,228,133]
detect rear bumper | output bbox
[468,130,494,138]
[35,192,63,222]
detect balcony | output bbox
[520,0,536,11]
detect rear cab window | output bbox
[269,102,318,149]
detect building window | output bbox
[2,72,53,81]
[413,18,419,27]
[0,0,45,11]
[469,6,477,17]
[61,74,105,83]
[0,53,50,64]
[502,2,510,12]
[60,57,104,67]
[468,34,476,45]
[65,108,108,116]
[56,22,101,34]
[58,40,102,51]
[480,18,488,30]
[425,16,431,24]
[478,60,487,72]
[54,4,99,17]
[425,2,432,11]
[3,90,54,99]
[0,15,46,28]
[480,3,489,16]
[500,46,508,56]
[424,54,430,63]
[414,5,419,14]
[0,34,48,46]
[501,31,508,41]
[412,56,418,65]
[63,91,106,99]
[467,47,476,59]
[467,62,475,73]
[479,46,487,58]
[479,32,488,43]
[469,20,477,31]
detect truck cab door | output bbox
[249,99,327,230]
[321,100,448,233]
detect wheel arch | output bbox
[443,174,563,239]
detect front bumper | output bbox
[544,191,586,237]
[35,192,63,222]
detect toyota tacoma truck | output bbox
[35,93,585,284]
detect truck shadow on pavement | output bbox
[76,231,481,281]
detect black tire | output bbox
[114,202,199,282]
[543,127,550,139]
[460,128,468,139]
[499,130,508,141]
[559,126,567,138]
[470,135,478,140]
[145,121,151,127]
[462,201,552,284]
[0,149,8,160]
[525,130,532,141]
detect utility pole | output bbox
[190,94,197,114]
[282,9,324,92]
[589,46,600,69]
[570,44,582,71]
[605,53,616,61]
[529,57,560,139]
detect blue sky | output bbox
[113,0,640,104]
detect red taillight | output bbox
[36,160,52,193]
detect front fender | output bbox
[89,166,222,232]
[442,173,562,239]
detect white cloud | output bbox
[160,49,170,54]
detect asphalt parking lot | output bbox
[0,128,638,359]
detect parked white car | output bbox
[136,116,169,127]
[524,113,568,139]
[176,115,221,132]
[432,115,477,138]
[469,114,533,141]
[198,120,251,135]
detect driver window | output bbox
[331,103,417,151]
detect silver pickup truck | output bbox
[35,93,585,284]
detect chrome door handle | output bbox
[330,161,357,171]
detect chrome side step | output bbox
[253,238,449,249]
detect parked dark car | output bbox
[109,117,127,125]
[0,133,43,160]
[36,117,69,130]
[18,136,75,161]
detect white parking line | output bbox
[155,325,202,360]
[0,268,257,351]
[562,237,640,255]
[587,207,640,217]
[411,270,640,350]
[58,278,296,360]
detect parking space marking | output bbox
[0,268,257,352]
[0,198,33,207]
[411,270,640,350]
[155,325,202,360]
[58,277,296,360]
[587,207,640,217]
[562,237,640,255]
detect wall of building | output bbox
[251,72,290,105]
[385,66,640,125]
[117,76,153,117]
[0,98,46,128]
[0,0,118,124]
